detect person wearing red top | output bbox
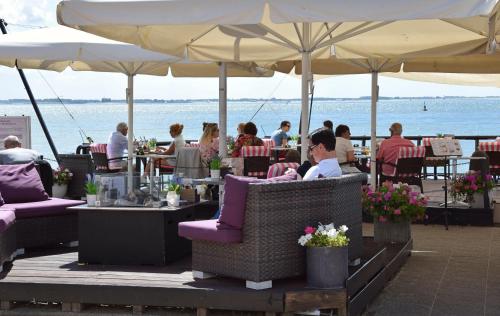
[231,122,263,157]
[376,122,415,176]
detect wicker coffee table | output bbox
[70,202,205,266]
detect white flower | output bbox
[327,230,338,238]
[339,225,348,233]
[324,223,335,231]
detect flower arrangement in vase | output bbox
[166,183,182,207]
[298,223,349,289]
[84,174,97,206]
[450,171,494,208]
[210,156,221,179]
[52,167,73,198]
[362,181,428,243]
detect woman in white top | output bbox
[159,123,185,166]
[199,123,219,166]
[335,125,360,174]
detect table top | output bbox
[134,153,176,159]
[69,200,208,212]
[426,156,487,160]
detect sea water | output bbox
[1,97,499,170]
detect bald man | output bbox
[376,123,415,176]
[0,135,41,164]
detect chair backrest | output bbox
[395,146,426,177]
[34,159,54,196]
[241,146,271,178]
[478,141,500,171]
[58,154,94,198]
[262,138,275,150]
[267,162,300,178]
[422,138,437,157]
[185,142,201,148]
[89,143,110,171]
[175,147,208,178]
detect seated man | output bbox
[376,122,415,176]
[303,128,341,180]
[107,122,128,169]
[0,135,41,164]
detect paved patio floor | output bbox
[363,223,500,316]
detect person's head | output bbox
[200,123,219,143]
[116,122,128,136]
[389,122,403,136]
[323,120,333,130]
[335,124,351,139]
[280,120,291,132]
[285,149,301,163]
[243,122,258,136]
[237,122,246,135]
[170,123,184,138]
[308,128,336,162]
[3,135,21,149]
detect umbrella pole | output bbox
[218,62,227,158]
[127,74,134,193]
[300,23,311,163]
[370,71,379,187]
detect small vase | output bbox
[306,246,348,289]
[166,191,180,207]
[86,194,97,207]
[210,169,220,179]
[374,220,411,244]
[470,192,492,209]
[52,184,68,198]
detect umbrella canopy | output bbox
[57,0,500,163]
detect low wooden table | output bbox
[70,202,205,266]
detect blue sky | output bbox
[2,0,500,100]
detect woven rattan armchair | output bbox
[190,173,366,289]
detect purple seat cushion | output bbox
[0,209,15,233]
[0,162,48,203]
[217,175,264,229]
[0,198,85,219]
[179,219,242,243]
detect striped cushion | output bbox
[478,142,500,169]
[186,142,201,148]
[247,171,267,177]
[393,146,425,177]
[89,143,108,170]
[262,138,276,150]
[240,146,270,157]
[267,162,300,178]
[422,138,432,147]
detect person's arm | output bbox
[346,150,356,162]
[164,142,175,155]
[282,132,288,146]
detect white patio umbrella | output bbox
[0,26,273,191]
[57,0,499,167]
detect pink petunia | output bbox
[394,209,401,215]
[384,192,392,201]
[304,226,316,234]
[378,216,387,222]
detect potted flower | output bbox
[84,174,98,206]
[52,167,73,198]
[166,183,182,207]
[362,181,427,243]
[288,134,300,148]
[210,156,221,179]
[148,137,157,152]
[450,171,494,208]
[298,223,349,289]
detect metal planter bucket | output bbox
[469,192,492,209]
[306,246,348,289]
[374,220,411,244]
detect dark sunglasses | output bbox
[308,144,318,152]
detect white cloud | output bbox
[1,0,57,29]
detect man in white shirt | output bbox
[303,128,342,180]
[107,122,128,169]
[0,135,41,164]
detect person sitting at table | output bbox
[199,123,220,166]
[285,149,301,163]
[377,122,415,176]
[271,120,291,147]
[335,124,361,174]
[107,122,128,170]
[0,135,42,164]
[323,120,333,130]
[231,122,263,157]
[145,123,185,175]
[303,128,341,180]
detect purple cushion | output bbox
[179,219,242,243]
[0,198,85,219]
[0,162,48,203]
[0,192,4,206]
[217,175,264,229]
[0,209,15,233]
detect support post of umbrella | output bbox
[0,18,60,164]
[370,71,379,187]
[218,62,227,158]
[127,74,134,193]
[300,23,312,163]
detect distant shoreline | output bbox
[1,95,500,104]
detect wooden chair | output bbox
[89,143,123,173]
[379,146,426,193]
[478,141,500,181]
[266,162,300,178]
[241,146,270,179]
[422,138,447,180]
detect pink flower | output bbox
[384,192,392,201]
[470,184,478,191]
[410,198,417,205]
[394,209,401,215]
[304,226,316,234]
[378,216,387,222]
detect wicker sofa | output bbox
[179,173,366,289]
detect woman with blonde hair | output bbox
[145,123,185,175]
[199,123,219,166]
